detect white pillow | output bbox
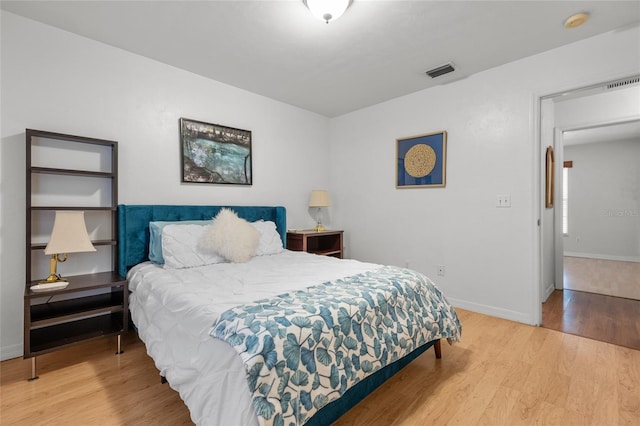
[252,220,284,256]
[200,208,259,263]
[149,220,211,264]
[162,224,226,269]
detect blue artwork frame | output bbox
[396,130,447,188]
[180,117,252,185]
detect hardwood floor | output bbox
[337,309,640,425]
[0,333,192,425]
[542,289,640,351]
[564,256,640,300]
[2,309,639,425]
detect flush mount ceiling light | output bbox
[564,12,589,29]
[303,0,353,24]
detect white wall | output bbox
[2,10,640,359]
[563,139,640,260]
[329,25,640,324]
[555,86,640,130]
[0,12,329,360]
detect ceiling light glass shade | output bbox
[304,0,353,23]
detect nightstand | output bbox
[287,230,344,258]
[24,272,128,380]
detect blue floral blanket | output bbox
[211,266,461,426]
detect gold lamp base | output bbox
[33,254,69,291]
[38,273,66,285]
[313,205,326,232]
[37,253,68,285]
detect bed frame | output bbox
[117,204,287,277]
[117,204,441,425]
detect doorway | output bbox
[539,79,640,348]
[562,119,640,294]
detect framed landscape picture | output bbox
[180,117,252,185]
[396,130,447,188]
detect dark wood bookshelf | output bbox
[31,239,116,250]
[24,129,126,380]
[30,314,124,355]
[31,166,115,178]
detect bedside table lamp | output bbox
[309,190,331,232]
[38,211,96,287]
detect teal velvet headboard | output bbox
[117,205,286,277]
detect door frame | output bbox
[535,76,640,326]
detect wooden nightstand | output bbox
[287,230,344,258]
[24,272,128,380]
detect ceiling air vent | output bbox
[607,76,640,90]
[425,63,455,78]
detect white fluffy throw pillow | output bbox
[200,208,259,263]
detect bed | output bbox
[118,205,461,426]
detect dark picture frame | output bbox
[180,117,252,185]
[396,130,447,188]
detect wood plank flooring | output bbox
[542,289,640,351]
[2,309,639,425]
[336,309,640,425]
[0,333,193,425]
[564,256,640,300]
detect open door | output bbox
[539,97,557,304]
[539,126,565,301]
[553,128,564,290]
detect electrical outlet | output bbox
[496,195,511,208]
[437,265,445,276]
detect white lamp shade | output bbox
[309,190,331,207]
[304,0,352,23]
[44,211,96,255]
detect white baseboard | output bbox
[542,283,555,302]
[1,343,23,361]
[564,252,640,263]
[447,297,536,326]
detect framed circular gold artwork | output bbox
[396,130,447,188]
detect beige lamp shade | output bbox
[309,190,331,208]
[44,211,96,255]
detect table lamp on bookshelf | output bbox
[37,211,96,289]
[309,190,331,232]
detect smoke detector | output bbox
[564,12,589,29]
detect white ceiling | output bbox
[2,0,640,117]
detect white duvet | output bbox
[128,250,379,426]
